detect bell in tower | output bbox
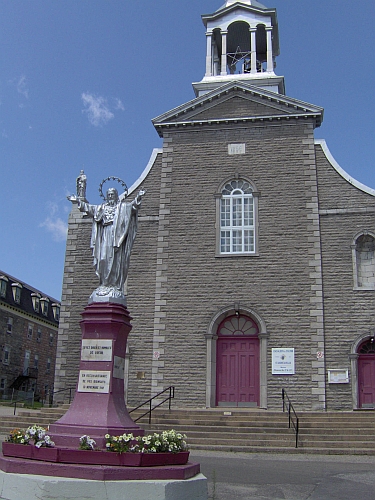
[193,0,285,96]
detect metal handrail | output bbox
[10,387,74,415]
[129,386,175,424]
[50,387,74,406]
[282,388,299,448]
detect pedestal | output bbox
[49,301,143,448]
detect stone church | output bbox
[54,0,375,412]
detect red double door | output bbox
[216,337,260,406]
[358,355,375,408]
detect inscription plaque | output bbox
[228,143,246,155]
[81,339,112,361]
[78,370,111,393]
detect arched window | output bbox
[218,314,258,336]
[358,338,375,354]
[352,232,375,289]
[217,179,258,255]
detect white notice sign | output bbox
[272,348,295,375]
[81,339,112,361]
[113,356,125,379]
[78,370,111,393]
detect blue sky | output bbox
[1,0,374,301]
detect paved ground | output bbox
[190,450,375,500]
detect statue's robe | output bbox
[78,199,139,289]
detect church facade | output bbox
[54,0,375,412]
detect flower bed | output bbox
[2,428,190,467]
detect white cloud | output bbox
[40,202,68,242]
[82,92,114,126]
[40,217,68,242]
[114,98,125,111]
[17,75,29,99]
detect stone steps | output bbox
[0,405,69,439]
[135,408,375,455]
[1,405,375,455]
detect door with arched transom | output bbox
[358,339,375,408]
[216,314,260,407]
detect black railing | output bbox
[10,387,74,415]
[11,391,35,415]
[129,386,175,424]
[51,387,74,406]
[282,388,299,448]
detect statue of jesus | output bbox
[68,184,145,301]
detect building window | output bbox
[40,298,49,316]
[31,293,41,313]
[3,345,10,365]
[37,328,42,343]
[11,283,22,304]
[6,317,13,335]
[0,378,6,390]
[217,178,258,255]
[352,232,375,290]
[46,358,51,373]
[52,303,60,322]
[49,332,54,346]
[27,323,33,340]
[0,276,8,298]
[34,354,39,370]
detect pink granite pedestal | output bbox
[49,301,143,449]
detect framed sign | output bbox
[272,348,295,375]
[327,369,349,384]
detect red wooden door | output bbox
[215,314,260,407]
[358,355,375,408]
[216,337,260,406]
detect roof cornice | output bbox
[202,3,276,26]
[152,82,324,135]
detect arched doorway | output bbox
[216,314,260,407]
[358,338,375,408]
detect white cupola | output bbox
[193,0,284,96]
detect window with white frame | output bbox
[31,293,41,313]
[0,276,8,298]
[52,303,60,321]
[11,283,22,304]
[37,328,42,343]
[218,179,257,255]
[352,232,375,290]
[3,345,10,365]
[27,323,33,340]
[6,317,13,335]
[34,354,39,369]
[40,298,49,316]
[46,358,51,373]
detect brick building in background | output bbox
[54,0,375,411]
[0,272,60,402]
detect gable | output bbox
[153,82,323,136]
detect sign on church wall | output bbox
[272,348,295,375]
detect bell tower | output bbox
[193,0,285,96]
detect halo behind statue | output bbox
[99,176,128,200]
